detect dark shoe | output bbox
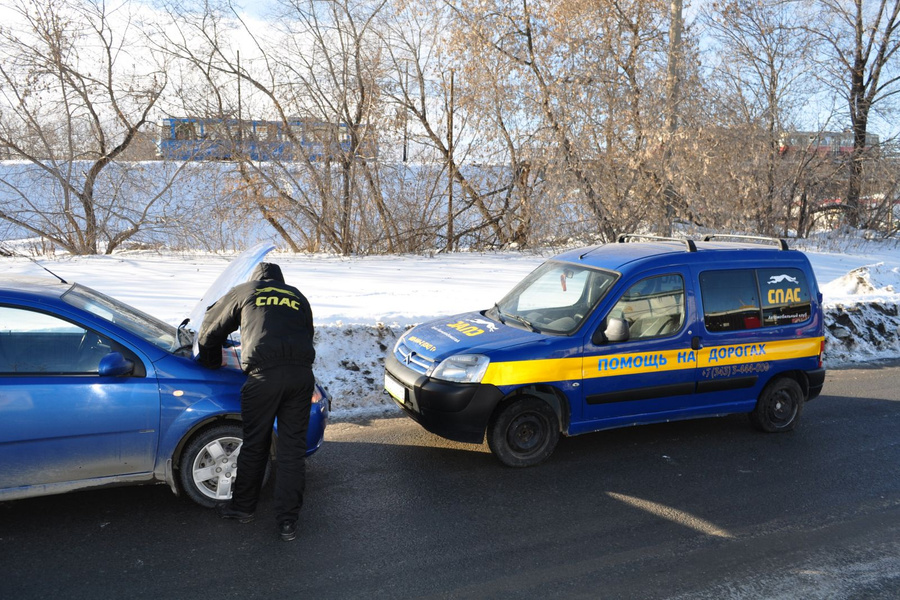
[279,520,297,542]
[215,502,255,523]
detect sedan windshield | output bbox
[488,261,617,334]
[62,284,185,353]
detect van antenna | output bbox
[0,242,68,284]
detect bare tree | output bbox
[659,0,685,236]
[275,0,393,254]
[3,0,887,256]
[450,0,684,243]
[157,0,399,255]
[702,0,820,235]
[378,1,513,250]
[813,0,900,228]
[0,0,179,254]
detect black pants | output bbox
[232,365,314,524]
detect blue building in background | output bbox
[156,117,364,162]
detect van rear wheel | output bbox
[751,377,803,432]
[488,397,560,467]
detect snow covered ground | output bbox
[1,236,899,420]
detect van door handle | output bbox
[691,336,702,350]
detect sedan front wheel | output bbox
[179,424,244,508]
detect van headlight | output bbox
[430,354,490,383]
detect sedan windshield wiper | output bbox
[175,319,195,354]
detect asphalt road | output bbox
[2,363,899,599]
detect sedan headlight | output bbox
[430,354,490,383]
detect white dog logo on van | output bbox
[768,274,799,285]
[468,318,498,333]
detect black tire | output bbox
[179,424,246,508]
[750,377,804,433]
[487,397,560,467]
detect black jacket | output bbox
[198,262,315,373]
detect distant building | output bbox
[156,117,376,162]
[778,131,880,156]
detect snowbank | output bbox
[1,241,899,420]
[820,263,900,365]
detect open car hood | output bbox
[186,242,275,353]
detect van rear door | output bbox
[691,264,821,411]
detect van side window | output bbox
[700,268,812,332]
[700,270,761,332]
[610,274,685,340]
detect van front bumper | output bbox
[384,354,504,444]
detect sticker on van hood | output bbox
[404,311,534,360]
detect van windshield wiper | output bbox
[492,303,506,324]
[493,303,538,332]
[507,313,537,332]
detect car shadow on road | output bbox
[3,393,899,599]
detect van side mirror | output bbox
[98,351,134,377]
[592,317,630,345]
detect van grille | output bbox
[394,341,435,375]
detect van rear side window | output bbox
[700,268,811,332]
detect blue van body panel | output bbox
[385,238,826,451]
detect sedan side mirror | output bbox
[98,352,135,377]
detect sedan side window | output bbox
[0,306,115,374]
[609,274,686,340]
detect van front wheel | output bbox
[488,397,560,467]
[751,377,803,432]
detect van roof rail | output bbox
[701,234,790,251]
[616,233,697,252]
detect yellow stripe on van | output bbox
[482,357,582,386]
[696,336,823,368]
[479,336,823,387]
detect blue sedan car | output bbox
[0,246,328,507]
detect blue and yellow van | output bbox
[384,234,826,466]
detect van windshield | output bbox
[489,261,617,334]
